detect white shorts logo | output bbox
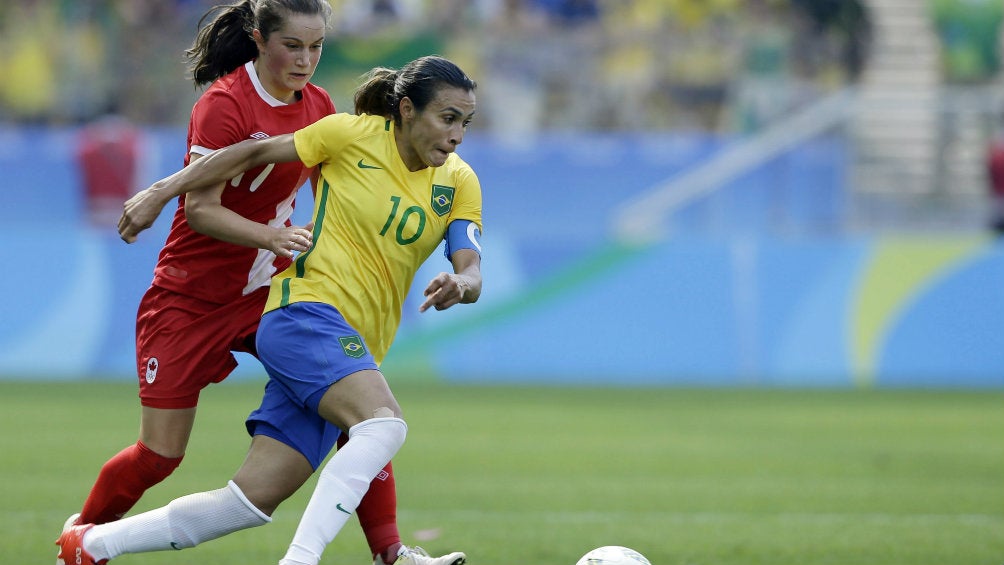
[145,357,159,384]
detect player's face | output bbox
[398,86,476,171]
[254,13,326,103]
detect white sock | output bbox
[85,480,270,560]
[280,417,407,565]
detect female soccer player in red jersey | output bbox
[62,3,462,565]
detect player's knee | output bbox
[231,469,304,517]
[349,416,408,454]
[165,482,270,549]
[135,441,184,482]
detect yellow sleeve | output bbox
[450,161,484,233]
[293,114,355,168]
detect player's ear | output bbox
[252,28,265,50]
[400,97,415,122]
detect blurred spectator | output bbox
[660,0,742,130]
[987,122,1004,234]
[113,0,201,125]
[336,0,424,36]
[596,0,666,129]
[76,110,141,226]
[0,1,59,123]
[929,0,1003,83]
[0,0,877,132]
[533,0,604,129]
[664,0,739,29]
[424,0,493,34]
[477,0,550,141]
[725,0,795,132]
[789,0,871,83]
[531,0,599,27]
[58,2,112,123]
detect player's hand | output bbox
[119,188,170,243]
[419,272,468,312]
[269,222,314,258]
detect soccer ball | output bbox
[575,546,651,565]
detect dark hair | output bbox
[186,0,332,86]
[354,55,477,122]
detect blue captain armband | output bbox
[444,220,482,260]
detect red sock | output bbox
[339,433,401,562]
[78,441,183,524]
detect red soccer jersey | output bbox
[152,61,336,304]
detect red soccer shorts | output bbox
[134,284,270,409]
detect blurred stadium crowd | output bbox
[0,0,876,132]
[3,0,1003,229]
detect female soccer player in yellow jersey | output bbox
[58,55,481,565]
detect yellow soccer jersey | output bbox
[265,113,483,364]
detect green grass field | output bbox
[2,380,1002,564]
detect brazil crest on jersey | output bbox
[265,113,483,364]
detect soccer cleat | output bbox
[61,513,81,534]
[378,545,466,565]
[55,523,108,565]
[55,513,80,565]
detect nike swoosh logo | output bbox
[171,542,182,550]
[357,159,382,170]
[355,159,381,170]
[336,502,352,514]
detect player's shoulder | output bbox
[190,80,245,129]
[340,112,390,130]
[300,81,331,102]
[446,151,473,169]
[195,66,250,108]
[299,80,327,97]
[210,63,251,93]
[443,152,479,183]
[300,82,337,113]
[311,113,389,138]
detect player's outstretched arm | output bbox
[117,134,300,243]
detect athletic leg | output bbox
[77,406,192,524]
[64,435,313,561]
[279,370,407,565]
[74,286,255,525]
[341,411,467,565]
[344,423,401,562]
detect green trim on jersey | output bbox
[280,177,331,307]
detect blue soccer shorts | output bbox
[245,301,378,469]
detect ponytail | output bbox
[186,1,257,86]
[354,68,397,117]
[354,56,476,124]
